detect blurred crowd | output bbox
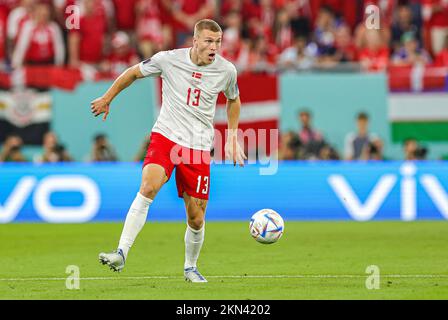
[0,0,444,163]
[0,130,121,162]
[0,119,430,163]
[0,0,445,77]
[278,109,429,161]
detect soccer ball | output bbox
[249,209,284,244]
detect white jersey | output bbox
[139,48,239,151]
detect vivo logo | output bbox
[328,163,448,221]
[0,175,100,223]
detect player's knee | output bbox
[139,182,159,199]
[188,216,204,230]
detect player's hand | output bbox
[225,134,247,167]
[90,97,110,121]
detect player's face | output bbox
[194,30,222,65]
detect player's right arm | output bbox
[90,64,145,121]
[91,51,165,121]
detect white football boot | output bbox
[184,267,208,283]
[99,249,125,272]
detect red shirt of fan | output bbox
[221,0,258,21]
[136,0,163,43]
[0,7,7,61]
[276,26,293,52]
[113,0,137,30]
[71,13,107,63]
[423,0,448,27]
[172,0,212,32]
[18,22,62,64]
[358,47,389,72]
[0,0,17,14]
[106,50,139,76]
[435,49,448,66]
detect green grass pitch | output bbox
[1,221,447,299]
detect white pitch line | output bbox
[1,275,448,282]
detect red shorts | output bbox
[143,132,211,200]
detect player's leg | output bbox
[99,164,168,271]
[99,132,176,271]
[183,193,208,283]
[117,164,168,258]
[175,146,211,282]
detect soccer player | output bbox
[91,19,246,283]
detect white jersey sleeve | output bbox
[223,64,239,100]
[138,51,166,77]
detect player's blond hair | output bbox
[194,19,222,37]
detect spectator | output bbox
[391,31,431,66]
[91,133,118,162]
[35,131,72,163]
[422,0,448,55]
[278,35,317,70]
[435,34,448,66]
[282,0,312,39]
[273,8,294,52]
[220,0,244,17]
[278,131,301,160]
[246,36,278,73]
[391,4,422,52]
[362,0,396,28]
[366,138,385,161]
[298,109,331,160]
[12,2,65,68]
[310,0,360,29]
[136,0,169,59]
[318,143,340,160]
[313,5,337,59]
[0,133,27,162]
[247,0,276,41]
[298,109,323,146]
[221,10,249,71]
[169,0,215,46]
[7,0,35,53]
[334,24,357,63]
[112,0,138,32]
[404,138,428,160]
[100,31,139,78]
[68,0,108,70]
[358,30,389,72]
[354,0,393,51]
[344,112,378,160]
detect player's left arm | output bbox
[225,96,247,167]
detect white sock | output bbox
[184,224,205,269]
[118,192,153,260]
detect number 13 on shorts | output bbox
[196,175,209,194]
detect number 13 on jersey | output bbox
[196,175,209,194]
[187,88,201,107]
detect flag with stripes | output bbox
[389,94,448,142]
[214,74,279,157]
[192,72,202,79]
